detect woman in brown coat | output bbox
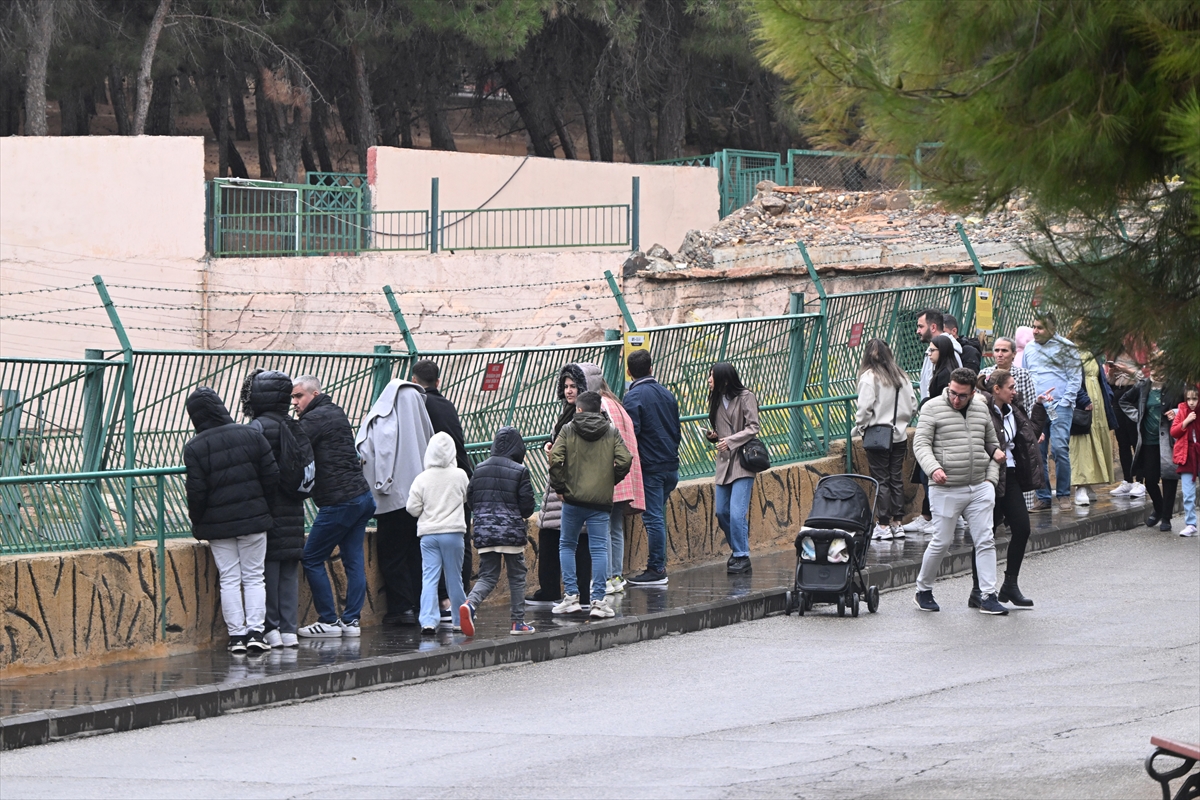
[705,363,761,574]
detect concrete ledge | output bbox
[1,496,1151,751]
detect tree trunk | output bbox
[203,75,248,178]
[334,89,359,160]
[0,74,22,135]
[655,74,688,160]
[230,70,250,139]
[310,102,333,171]
[551,99,576,160]
[349,44,379,173]
[254,75,274,179]
[423,88,457,151]
[22,0,55,136]
[145,75,177,135]
[132,0,172,135]
[576,86,601,161]
[108,67,131,135]
[301,139,317,173]
[260,64,311,184]
[596,92,614,162]
[59,88,91,136]
[499,62,556,158]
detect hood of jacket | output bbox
[187,387,235,432]
[239,368,266,418]
[490,426,527,463]
[247,370,293,417]
[571,411,611,442]
[424,431,457,469]
[557,363,589,402]
[579,362,604,392]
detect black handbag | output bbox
[738,437,771,473]
[1071,406,1093,436]
[862,386,899,452]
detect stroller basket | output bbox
[805,474,874,533]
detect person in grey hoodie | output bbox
[356,378,434,625]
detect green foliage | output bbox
[748,0,1200,381]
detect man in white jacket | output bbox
[406,432,470,634]
[356,378,433,625]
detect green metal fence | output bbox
[439,205,631,251]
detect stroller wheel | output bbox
[784,590,794,616]
[867,585,880,613]
[797,592,807,616]
[837,595,846,617]
[851,592,860,618]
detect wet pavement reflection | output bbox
[0,492,1146,718]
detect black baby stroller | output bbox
[784,474,880,617]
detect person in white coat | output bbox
[406,432,470,634]
[356,378,434,625]
[854,339,916,540]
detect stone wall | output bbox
[0,437,919,674]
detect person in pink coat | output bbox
[1169,385,1200,537]
[595,377,645,595]
[1012,326,1035,369]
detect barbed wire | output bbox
[0,282,94,297]
[18,317,601,336]
[0,305,107,321]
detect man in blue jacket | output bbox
[622,349,681,585]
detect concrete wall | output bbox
[0,137,208,357]
[369,147,719,255]
[0,438,917,674]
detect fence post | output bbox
[430,177,440,254]
[955,222,984,277]
[631,177,640,252]
[912,146,923,191]
[371,344,393,402]
[93,276,137,545]
[948,275,964,326]
[81,348,106,542]
[603,269,638,332]
[602,329,623,396]
[156,473,167,642]
[787,293,806,456]
[797,242,830,446]
[382,285,418,378]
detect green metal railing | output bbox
[439,205,631,251]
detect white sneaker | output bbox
[589,599,615,619]
[902,517,933,534]
[1110,481,1132,496]
[1129,482,1147,498]
[552,594,581,614]
[890,522,905,539]
[1180,525,1197,537]
[1075,487,1090,505]
[280,632,298,648]
[263,629,283,649]
[297,621,342,639]
[338,619,361,638]
[607,576,627,594]
[873,523,892,541]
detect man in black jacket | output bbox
[944,314,983,374]
[411,360,474,597]
[184,387,279,655]
[291,376,376,639]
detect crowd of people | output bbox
[180,309,1197,650]
[182,352,764,652]
[853,308,1199,617]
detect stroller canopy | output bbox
[805,475,873,533]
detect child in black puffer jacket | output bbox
[459,426,536,636]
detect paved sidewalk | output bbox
[1,521,1196,798]
[0,492,1174,750]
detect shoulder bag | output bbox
[738,438,771,473]
[862,386,899,452]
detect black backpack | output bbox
[252,415,316,501]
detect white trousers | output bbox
[917,483,998,595]
[209,532,267,636]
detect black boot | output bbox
[998,577,1033,607]
[968,587,981,608]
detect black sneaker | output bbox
[727,554,736,567]
[727,556,752,574]
[227,635,248,654]
[978,594,1010,615]
[1159,518,1172,532]
[525,589,560,607]
[967,588,981,609]
[1146,514,1160,528]
[383,609,418,626]
[421,627,437,636]
[439,607,453,629]
[627,569,669,586]
[245,630,271,654]
[914,590,940,612]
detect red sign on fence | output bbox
[848,322,866,347]
[480,363,504,392]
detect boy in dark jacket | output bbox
[549,392,632,618]
[184,387,279,655]
[242,369,310,648]
[459,426,537,636]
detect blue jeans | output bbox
[1038,407,1073,501]
[714,477,754,557]
[419,533,466,629]
[642,470,678,572]
[609,501,629,577]
[1182,473,1197,527]
[560,501,610,601]
[302,490,375,624]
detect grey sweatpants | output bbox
[265,559,300,634]
[466,551,527,622]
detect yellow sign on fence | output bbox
[974,287,994,345]
[623,331,650,381]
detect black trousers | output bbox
[1135,442,1179,521]
[1111,385,1140,483]
[376,509,422,614]
[973,468,1033,590]
[866,441,907,523]
[535,527,592,605]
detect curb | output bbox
[0,500,1150,750]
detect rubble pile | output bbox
[640,181,1038,274]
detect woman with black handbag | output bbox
[854,339,916,541]
[705,363,762,575]
[1068,353,1113,506]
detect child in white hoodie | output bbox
[406,431,470,634]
